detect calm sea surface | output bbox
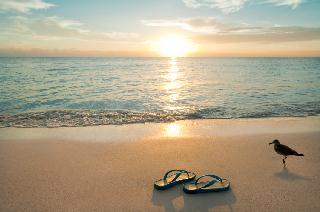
[0,57,319,127]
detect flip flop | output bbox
[183,174,230,194]
[154,169,196,190]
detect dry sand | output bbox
[0,117,320,211]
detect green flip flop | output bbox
[154,169,196,190]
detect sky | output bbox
[0,0,320,57]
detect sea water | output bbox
[0,57,319,127]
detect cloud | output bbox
[142,17,320,43]
[142,17,259,34]
[195,26,320,43]
[12,16,84,38]
[182,0,305,13]
[266,0,303,8]
[0,0,54,13]
[10,16,139,41]
[183,0,248,13]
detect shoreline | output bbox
[0,117,319,211]
[1,109,319,128]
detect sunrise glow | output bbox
[152,35,196,57]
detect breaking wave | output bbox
[1,108,319,128]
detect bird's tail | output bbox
[296,153,304,156]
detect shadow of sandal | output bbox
[152,185,236,212]
[182,188,236,212]
[152,185,184,212]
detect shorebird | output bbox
[269,139,304,165]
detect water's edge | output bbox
[1,109,319,128]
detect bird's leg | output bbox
[282,156,287,166]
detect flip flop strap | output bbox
[195,174,224,189]
[163,169,190,183]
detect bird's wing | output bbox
[277,144,299,155]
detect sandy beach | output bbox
[0,117,320,211]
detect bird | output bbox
[269,139,304,165]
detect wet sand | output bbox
[0,117,319,211]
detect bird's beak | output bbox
[269,142,273,145]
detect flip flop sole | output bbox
[183,184,230,194]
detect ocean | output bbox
[0,57,319,127]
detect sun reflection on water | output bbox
[165,58,181,91]
[169,59,178,80]
[165,58,182,111]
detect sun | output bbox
[152,35,195,57]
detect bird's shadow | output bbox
[151,185,236,212]
[274,166,310,181]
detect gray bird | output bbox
[269,139,304,165]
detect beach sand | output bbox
[0,117,320,211]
